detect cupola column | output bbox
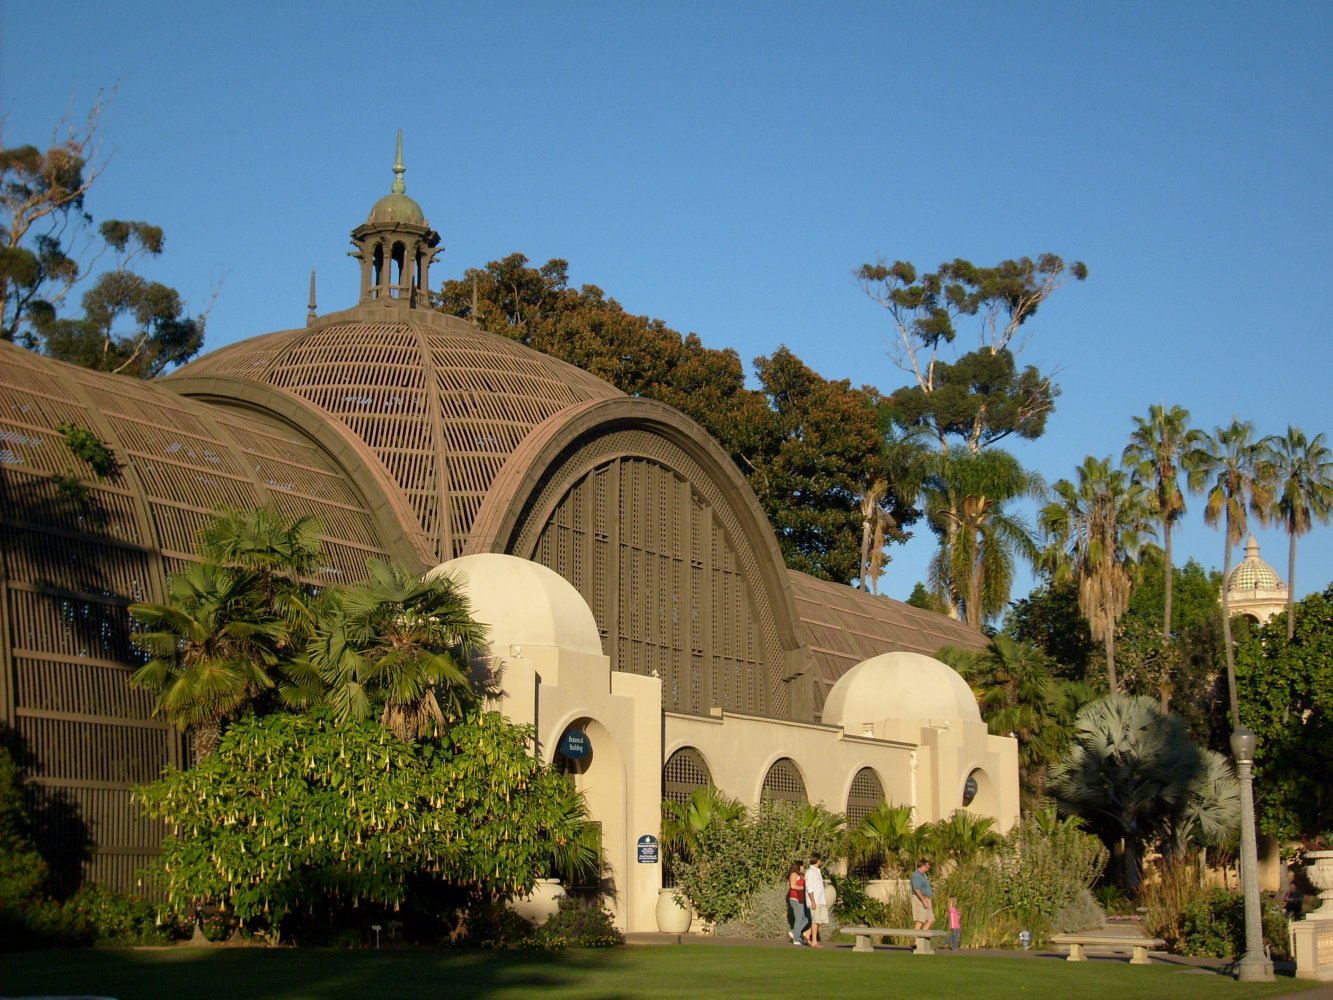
[349,131,442,310]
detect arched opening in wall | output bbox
[761,757,807,804]
[663,747,712,803]
[662,747,713,888]
[371,242,385,293]
[845,766,886,879]
[390,242,407,295]
[554,718,624,921]
[962,767,995,818]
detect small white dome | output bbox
[426,554,603,657]
[822,651,981,728]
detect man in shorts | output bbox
[911,858,934,930]
[804,854,828,948]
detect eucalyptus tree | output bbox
[922,448,1044,626]
[1266,426,1333,639]
[308,560,486,742]
[1185,420,1275,726]
[1040,456,1153,693]
[1123,404,1192,642]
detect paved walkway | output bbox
[624,931,1331,1000]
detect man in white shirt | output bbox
[804,854,827,948]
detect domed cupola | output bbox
[1224,535,1288,625]
[349,130,440,308]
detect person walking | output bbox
[946,895,962,950]
[911,858,934,930]
[804,854,827,948]
[787,860,810,945]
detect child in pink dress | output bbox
[947,896,962,950]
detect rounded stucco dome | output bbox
[1228,535,1283,591]
[427,553,602,656]
[821,650,981,728]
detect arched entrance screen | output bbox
[846,767,885,828]
[663,747,712,803]
[761,757,807,804]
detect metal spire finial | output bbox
[391,129,406,195]
[307,270,318,326]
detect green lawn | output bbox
[0,945,1317,1000]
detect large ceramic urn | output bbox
[656,888,692,933]
[1305,851,1333,920]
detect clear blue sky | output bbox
[3,1,1330,607]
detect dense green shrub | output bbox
[0,743,46,909]
[533,896,624,948]
[136,710,584,941]
[671,800,843,925]
[1052,888,1106,933]
[1169,887,1290,960]
[462,902,537,949]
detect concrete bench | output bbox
[1049,932,1166,965]
[841,926,951,955]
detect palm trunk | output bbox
[1104,624,1118,693]
[1220,528,1238,729]
[1287,527,1297,640]
[1162,519,1174,641]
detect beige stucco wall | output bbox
[438,553,1020,933]
[667,711,1019,833]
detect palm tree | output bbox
[1049,694,1212,892]
[1040,456,1153,693]
[1266,427,1333,639]
[129,562,283,762]
[947,635,1078,801]
[1123,404,1191,643]
[308,560,486,741]
[849,801,919,878]
[923,449,1044,627]
[661,786,746,866]
[1185,420,1275,727]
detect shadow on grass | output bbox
[0,947,636,1000]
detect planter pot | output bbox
[825,882,838,911]
[1304,851,1333,921]
[866,879,910,905]
[510,878,564,925]
[656,888,693,933]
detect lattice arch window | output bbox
[664,747,713,803]
[846,767,886,828]
[520,432,783,718]
[761,757,808,804]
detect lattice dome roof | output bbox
[167,305,623,562]
[1228,535,1284,591]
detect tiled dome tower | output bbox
[1225,535,1288,624]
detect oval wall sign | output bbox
[558,727,591,760]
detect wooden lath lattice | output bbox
[524,435,781,718]
[0,341,395,892]
[663,746,712,803]
[761,757,808,804]
[846,766,887,827]
[169,312,623,562]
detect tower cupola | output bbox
[349,131,441,308]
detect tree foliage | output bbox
[857,253,1086,455]
[439,254,918,583]
[1049,695,1237,892]
[134,711,578,938]
[1040,456,1153,692]
[1,102,205,374]
[1235,586,1333,844]
[1265,426,1333,639]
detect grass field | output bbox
[0,945,1318,1000]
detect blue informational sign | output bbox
[637,834,659,864]
[558,728,590,760]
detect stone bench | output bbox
[841,926,951,955]
[1049,932,1166,965]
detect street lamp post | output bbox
[1230,725,1274,982]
